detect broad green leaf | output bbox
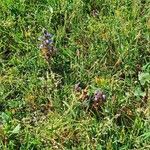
[11,124,21,134]
[138,72,150,85]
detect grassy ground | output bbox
[0,0,150,149]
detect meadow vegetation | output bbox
[0,0,150,149]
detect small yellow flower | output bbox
[95,77,109,86]
[25,31,31,37]
[25,94,37,107]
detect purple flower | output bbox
[45,39,53,44]
[38,30,54,48]
[38,29,56,60]
[43,30,53,38]
[45,33,53,38]
[93,89,106,102]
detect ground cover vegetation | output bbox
[0,0,150,149]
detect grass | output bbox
[0,0,150,149]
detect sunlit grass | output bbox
[0,0,150,149]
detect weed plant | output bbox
[0,0,150,149]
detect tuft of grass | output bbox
[0,0,150,149]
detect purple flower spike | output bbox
[38,29,56,60]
